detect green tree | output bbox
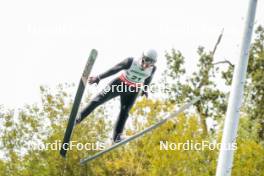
[164,32,227,136]
[246,25,264,140]
[222,25,264,140]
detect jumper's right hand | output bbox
[88,76,100,85]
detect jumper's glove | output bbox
[88,76,100,85]
[141,90,148,98]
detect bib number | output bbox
[130,75,142,82]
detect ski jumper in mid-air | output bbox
[75,49,158,143]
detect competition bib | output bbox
[120,59,153,86]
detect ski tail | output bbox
[60,49,98,158]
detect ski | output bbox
[60,49,98,158]
[80,96,200,164]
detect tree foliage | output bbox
[164,44,227,136]
[222,25,264,140]
[1,26,264,175]
[0,83,263,175]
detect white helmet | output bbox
[142,49,158,64]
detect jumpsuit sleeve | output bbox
[98,58,133,80]
[143,66,157,91]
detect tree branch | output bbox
[211,28,224,58]
[213,60,234,67]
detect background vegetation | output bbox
[0,26,264,176]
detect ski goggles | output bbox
[142,56,155,65]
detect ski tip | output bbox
[91,49,98,57]
[88,49,98,62]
